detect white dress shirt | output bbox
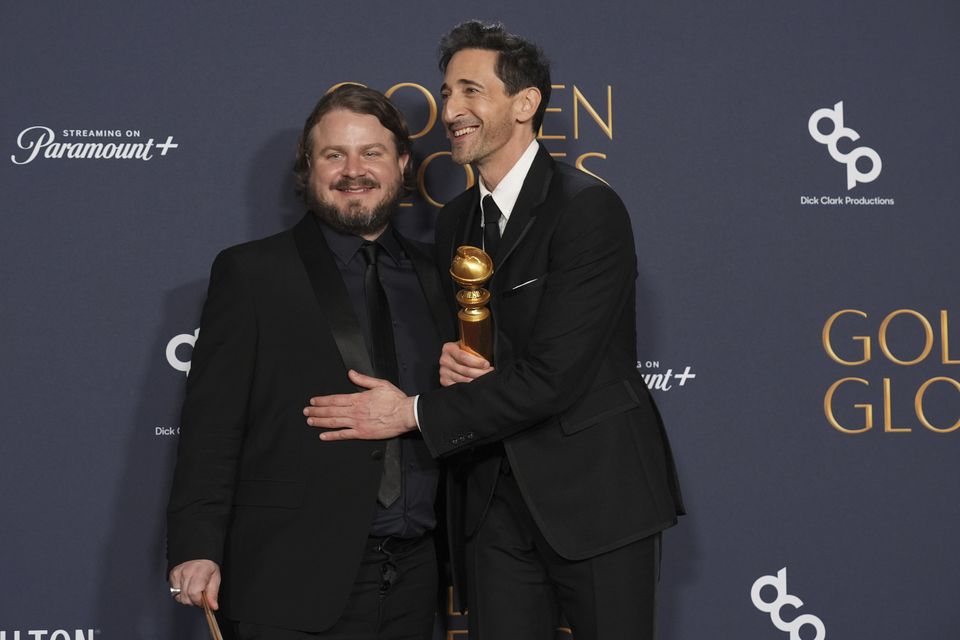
[414,140,541,429]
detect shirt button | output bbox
[370,450,384,460]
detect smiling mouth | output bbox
[451,125,478,138]
[334,178,378,194]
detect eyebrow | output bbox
[440,79,484,92]
[316,142,389,154]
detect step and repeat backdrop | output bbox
[2,1,957,638]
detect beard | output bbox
[308,176,402,237]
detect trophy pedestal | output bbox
[450,246,495,363]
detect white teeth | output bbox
[453,126,478,137]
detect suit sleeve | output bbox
[419,185,636,457]
[166,249,257,569]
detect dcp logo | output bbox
[808,101,881,190]
[166,328,198,375]
[751,567,826,640]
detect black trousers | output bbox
[466,469,661,640]
[232,534,437,640]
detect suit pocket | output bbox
[501,273,547,298]
[233,479,304,508]
[559,379,640,436]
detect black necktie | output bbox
[482,194,502,260]
[359,241,401,508]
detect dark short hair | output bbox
[438,20,552,132]
[293,85,414,201]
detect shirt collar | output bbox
[478,139,539,223]
[315,216,403,266]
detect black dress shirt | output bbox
[318,219,441,538]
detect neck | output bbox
[477,131,536,191]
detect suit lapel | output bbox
[292,214,374,383]
[496,146,554,276]
[396,231,456,343]
[452,189,481,261]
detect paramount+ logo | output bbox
[808,101,881,190]
[10,126,178,164]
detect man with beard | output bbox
[304,23,684,640]
[166,85,453,640]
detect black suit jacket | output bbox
[166,214,452,631]
[419,147,684,564]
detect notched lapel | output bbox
[451,189,481,261]
[396,233,456,343]
[497,147,554,274]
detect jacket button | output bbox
[370,450,383,460]
[466,432,475,440]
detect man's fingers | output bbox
[170,560,219,608]
[442,341,491,367]
[205,573,221,610]
[304,404,357,419]
[347,369,391,389]
[439,360,494,382]
[439,342,492,381]
[318,428,360,441]
[304,404,360,429]
[184,573,203,606]
[440,371,476,387]
[307,393,357,407]
[169,567,182,589]
[180,573,197,605]
[307,418,354,429]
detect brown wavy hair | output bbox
[293,84,414,202]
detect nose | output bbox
[343,152,365,177]
[442,94,463,125]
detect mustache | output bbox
[333,177,379,190]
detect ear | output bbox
[397,152,410,175]
[513,87,542,126]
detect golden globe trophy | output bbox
[450,246,494,362]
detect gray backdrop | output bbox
[2,1,958,638]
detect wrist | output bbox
[402,396,417,430]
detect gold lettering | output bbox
[915,377,960,433]
[445,586,465,616]
[384,83,437,140]
[549,152,568,159]
[575,152,609,185]
[538,84,567,140]
[942,310,959,364]
[883,377,911,432]
[824,377,872,434]
[417,151,475,208]
[878,309,933,365]
[822,309,870,365]
[573,85,613,140]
